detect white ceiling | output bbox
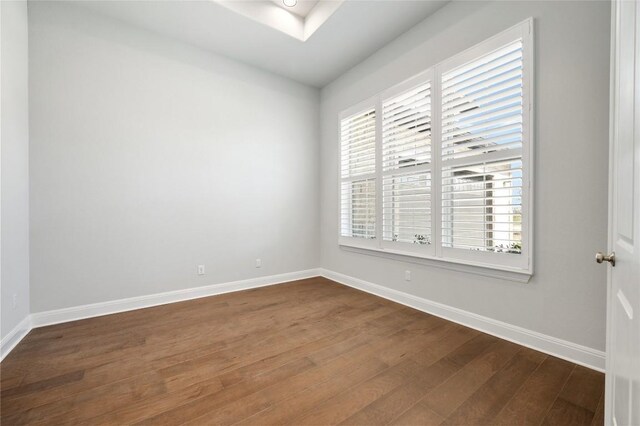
[269,0,320,18]
[216,0,345,42]
[75,0,449,88]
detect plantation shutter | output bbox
[338,20,532,273]
[440,40,524,255]
[340,107,377,239]
[381,81,432,247]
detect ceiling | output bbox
[269,0,320,18]
[75,0,449,88]
[216,0,345,41]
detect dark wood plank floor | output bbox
[0,277,605,425]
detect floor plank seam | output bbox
[538,364,577,425]
[490,353,549,422]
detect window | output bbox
[340,107,377,241]
[339,19,533,274]
[381,76,434,256]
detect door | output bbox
[605,1,640,425]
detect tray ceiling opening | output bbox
[216,0,344,41]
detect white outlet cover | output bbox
[256,259,262,268]
[198,265,205,275]
[404,270,411,281]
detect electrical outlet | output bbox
[12,294,17,310]
[197,265,205,275]
[255,258,262,268]
[404,270,411,282]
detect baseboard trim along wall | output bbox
[0,269,320,361]
[319,268,606,372]
[0,315,32,361]
[1,268,606,372]
[30,269,322,328]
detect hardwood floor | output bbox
[0,277,605,425]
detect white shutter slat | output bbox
[382,83,432,173]
[340,108,376,180]
[442,111,522,140]
[385,85,430,106]
[340,132,376,151]
[445,214,522,219]
[382,125,432,149]
[443,88,522,118]
[381,169,432,243]
[383,105,431,129]
[443,225,520,233]
[442,78,523,111]
[441,40,524,255]
[341,106,377,239]
[383,149,430,165]
[441,122,521,146]
[443,44,522,84]
[442,70,523,108]
[381,81,432,245]
[340,154,376,167]
[341,130,377,153]
[341,113,375,133]
[340,162,376,176]
[442,105,522,134]
[442,132,521,156]
[440,186,521,197]
[442,97,522,129]
[383,118,431,139]
[442,61,522,99]
[341,123,376,139]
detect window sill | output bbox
[338,242,533,283]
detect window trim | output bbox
[338,18,534,279]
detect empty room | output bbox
[1,0,638,424]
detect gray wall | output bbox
[320,0,610,351]
[1,0,31,341]
[28,2,320,312]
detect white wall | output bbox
[28,2,320,312]
[320,0,610,351]
[1,0,31,341]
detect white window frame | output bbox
[338,19,534,278]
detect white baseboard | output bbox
[1,269,320,362]
[30,269,321,328]
[1,315,32,362]
[319,268,606,372]
[2,267,606,373]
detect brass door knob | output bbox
[595,251,615,266]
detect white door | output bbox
[605,1,640,425]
